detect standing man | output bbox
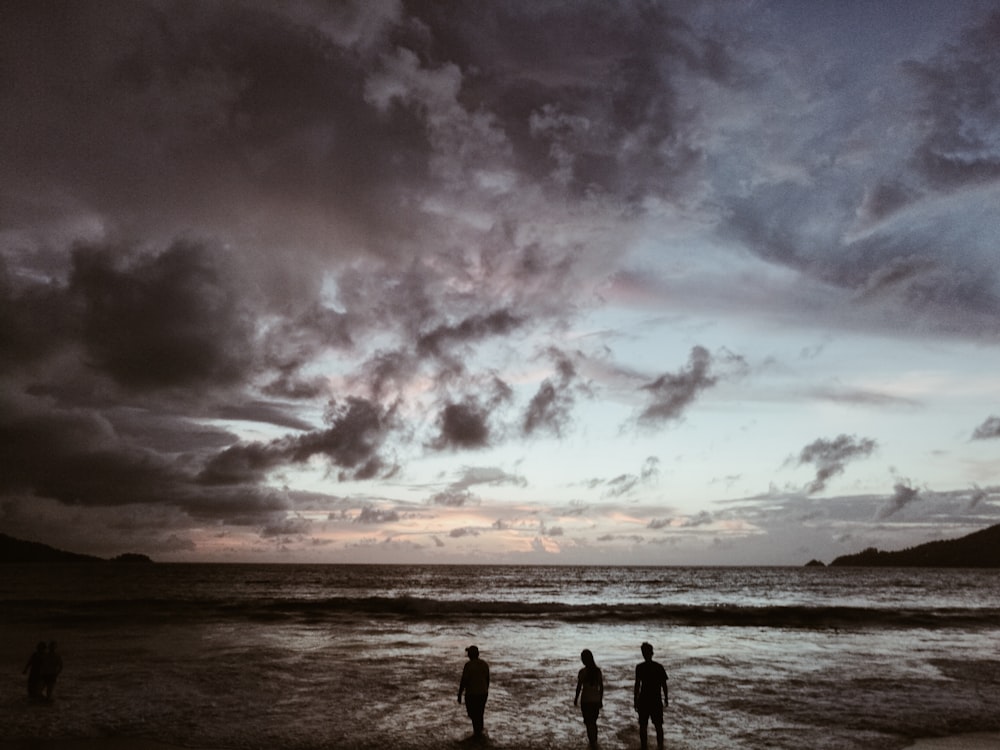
[457,645,490,738]
[41,640,63,701]
[634,641,668,750]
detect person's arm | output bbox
[574,672,582,705]
[458,668,466,703]
[660,667,669,706]
[598,670,604,703]
[634,665,641,711]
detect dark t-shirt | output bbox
[461,659,490,696]
[635,660,668,706]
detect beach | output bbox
[3,564,999,749]
[2,732,1000,750]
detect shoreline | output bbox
[1,732,999,750]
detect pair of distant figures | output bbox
[23,640,62,702]
[459,641,669,749]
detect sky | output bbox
[3,0,1000,565]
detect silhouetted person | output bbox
[22,642,46,701]
[574,649,604,749]
[41,640,63,701]
[457,645,490,738]
[634,642,668,750]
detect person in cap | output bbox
[457,645,490,738]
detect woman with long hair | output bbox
[574,649,604,748]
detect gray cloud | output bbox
[356,506,401,524]
[1,2,997,562]
[877,481,922,520]
[903,12,1000,188]
[797,435,877,494]
[972,416,1000,440]
[638,346,716,425]
[417,309,523,361]
[200,397,396,484]
[523,349,578,436]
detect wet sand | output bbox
[908,734,1000,749]
[2,733,1000,750]
[0,741,210,750]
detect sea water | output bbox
[1,564,999,749]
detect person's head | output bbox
[580,648,595,668]
[641,642,654,660]
[466,645,479,659]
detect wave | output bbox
[8,595,1000,630]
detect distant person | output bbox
[457,645,490,738]
[574,648,604,749]
[22,641,46,701]
[634,642,668,750]
[41,640,63,701]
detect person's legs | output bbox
[651,705,664,749]
[638,708,650,749]
[582,703,599,748]
[466,694,487,736]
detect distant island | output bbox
[827,523,1000,567]
[0,533,153,564]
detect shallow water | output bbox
[2,565,999,749]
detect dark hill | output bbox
[0,534,152,563]
[830,523,1000,567]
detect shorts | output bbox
[637,702,663,727]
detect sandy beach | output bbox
[1,733,999,750]
[908,734,1000,749]
[0,740,209,750]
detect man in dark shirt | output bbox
[458,645,490,738]
[634,642,668,749]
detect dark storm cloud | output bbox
[0,397,182,506]
[402,1,730,200]
[712,9,1000,341]
[0,255,77,371]
[903,12,1000,187]
[71,241,255,390]
[0,391,294,530]
[431,401,490,450]
[0,2,427,248]
[796,435,877,494]
[260,303,353,398]
[430,378,513,451]
[971,415,1000,440]
[416,309,523,360]
[637,346,716,425]
[200,397,395,484]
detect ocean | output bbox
[2,564,999,749]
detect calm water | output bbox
[2,564,999,749]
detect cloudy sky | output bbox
[3,0,1000,564]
